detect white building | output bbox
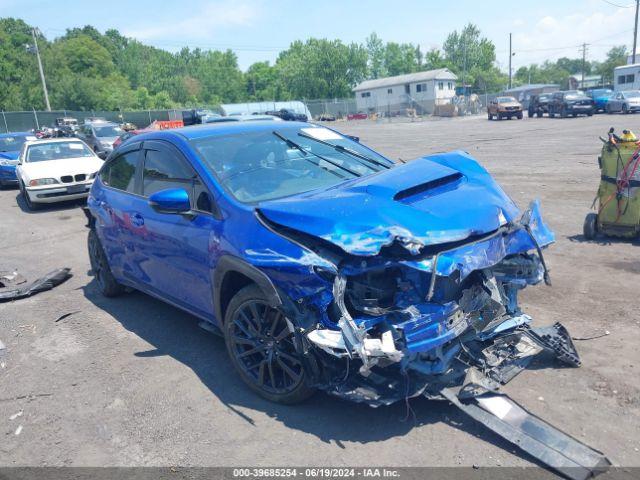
[613,64,640,92]
[353,69,458,114]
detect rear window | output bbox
[102,151,138,192]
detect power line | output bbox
[600,0,634,7]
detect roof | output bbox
[353,69,457,92]
[503,84,559,93]
[135,121,313,143]
[24,137,89,147]
[614,63,640,70]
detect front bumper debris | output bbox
[260,198,611,477]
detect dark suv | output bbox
[527,93,553,117]
[548,91,594,118]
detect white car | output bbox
[16,138,104,210]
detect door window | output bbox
[101,151,139,192]
[142,147,214,214]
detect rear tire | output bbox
[88,229,125,297]
[623,104,629,114]
[224,284,315,404]
[517,112,523,119]
[583,213,598,240]
[487,112,492,120]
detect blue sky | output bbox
[1,0,637,70]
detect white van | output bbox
[613,64,640,91]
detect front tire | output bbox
[583,213,598,240]
[623,104,629,114]
[19,181,40,211]
[224,284,314,404]
[88,229,125,297]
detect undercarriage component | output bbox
[442,389,611,480]
[0,268,72,302]
[528,322,582,367]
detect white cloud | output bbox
[507,8,634,69]
[123,1,260,41]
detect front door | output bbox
[129,140,219,318]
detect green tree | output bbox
[597,46,628,84]
[383,42,422,76]
[276,39,368,98]
[366,32,386,79]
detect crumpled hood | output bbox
[258,151,522,256]
[0,151,19,161]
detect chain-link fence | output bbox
[0,109,182,133]
[305,99,358,119]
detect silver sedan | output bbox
[606,90,640,114]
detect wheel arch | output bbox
[214,255,282,325]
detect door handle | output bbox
[131,212,144,227]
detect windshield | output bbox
[626,91,640,98]
[497,97,517,103]
[94,125,123,137]
[565,92,587,100]
[591,89,612,97]
[191,126,394,203]
[26,141,94,162]
[0,136,31,152]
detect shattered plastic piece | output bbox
[14,425,23,436]
[9,411,23,421]
[442,389,611,480]
[0,268,72,302]
[0,270,27,288]
[527,322,581,367]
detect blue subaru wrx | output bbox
[87,121,577,407]
[0,132,34,187]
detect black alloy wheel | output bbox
[224,285,314,404]
[88,229,125,297]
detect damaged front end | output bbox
[274,200,575,406]
[248,151,610,477]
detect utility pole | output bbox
[30,28,51,112]
[634,0,639,63]
[508,33,512,89]
[581,43,588,89]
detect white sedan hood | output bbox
[20,156,104,183]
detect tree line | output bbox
[0,18,629,111]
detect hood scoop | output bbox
[393,172,463,202]
[258,151,520,256]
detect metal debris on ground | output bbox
[0,268,72,302]
[54,311,80,323]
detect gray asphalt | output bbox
[1,113,639,469]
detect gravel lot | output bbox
[1,113,639,470]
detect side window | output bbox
[102,151,138,192]
[142,147,214,214]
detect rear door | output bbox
[94,143,143,283]
[129,140,218,317]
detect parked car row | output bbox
[525,89,640,118]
